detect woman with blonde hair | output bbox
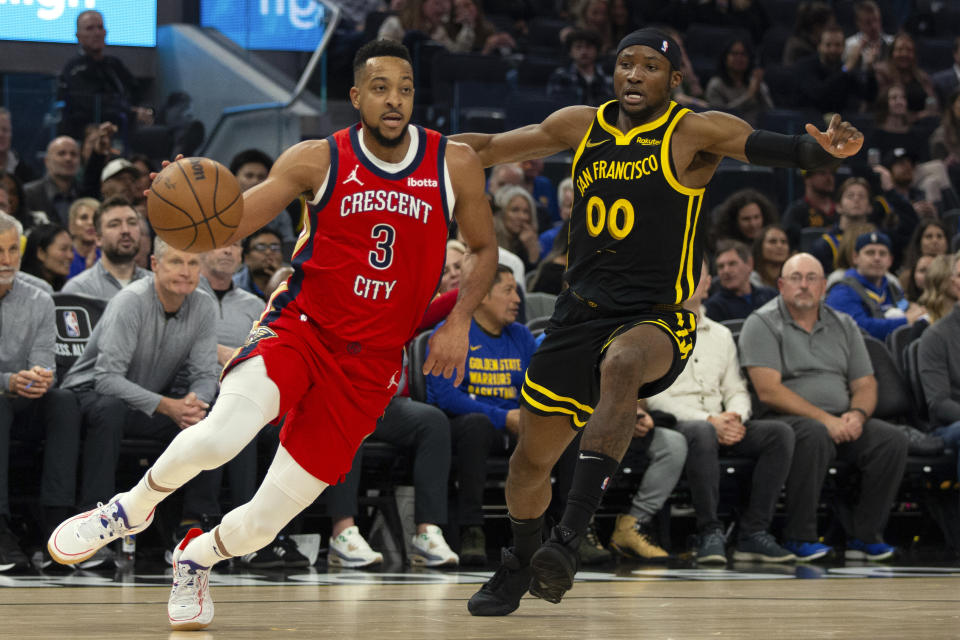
[67,197,100,277]
[917,253,958,324]
[494,185,540,270]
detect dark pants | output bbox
[326,397,452,525]
[777,415,908,543]
[674,419,795,537]
[449,413,513,527]
[0,389,81,516]
[76,390,220,518]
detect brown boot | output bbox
[609,514,668,561]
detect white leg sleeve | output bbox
[183,443,327,565]
[150,356,281,489]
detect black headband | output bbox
[616,28,682,70]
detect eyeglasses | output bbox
[250,242,282,253]
[783,273,824,285]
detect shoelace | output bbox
[76,502,125,541]
[483,552,521,592]
[170,563,206,607]
[584,526,602,548]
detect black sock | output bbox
[509,514,544,565]
[559,450,620,538]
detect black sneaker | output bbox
[241,543,284,569]
[459,526,487,566]
[276,535,310,568]
[467,547,531,616]
[529,525,580,605]
[0,521,30,572]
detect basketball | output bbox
[146,157,243,252]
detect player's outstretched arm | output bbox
[224,139,331,245]
[450,105,595,168]
[422,142,498,387]
[681,111,864,169]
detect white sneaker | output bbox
[168,528,214,631]
[47,494,154,566]
[410,525,459,567]
[327,526,383,568]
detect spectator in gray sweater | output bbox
[918,252,960,488]
[62,197,150,300]
[62,236,220,521]
[0,212,81,570]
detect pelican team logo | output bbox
[242,325,278,348]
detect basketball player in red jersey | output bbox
[47,40,498,631]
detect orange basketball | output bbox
[146,157,243,252]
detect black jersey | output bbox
[565,99,707,313]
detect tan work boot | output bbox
[608,514,668,561]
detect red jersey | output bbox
[263,123,452,350]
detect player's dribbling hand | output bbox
[143,154,186,197]
[423,315,470,387]
[805,114,864,159]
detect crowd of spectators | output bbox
[2,0,960,572]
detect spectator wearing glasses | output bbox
[740,252,907,562]
[233,229,283,301]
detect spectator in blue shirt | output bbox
[825,231,926,340]
[427,264,537,559]
[704,239,777,322]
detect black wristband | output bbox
[744,130,841,171]
[849,407,868,419]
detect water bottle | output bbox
[122,534,136,561]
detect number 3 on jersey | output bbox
[369,223,395,270]
[586,196,635,240]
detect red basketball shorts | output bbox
[224,301,403,485]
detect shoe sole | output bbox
[169,620,212,631]
[608,542,668,562]
[529,545,576,604]
[409,554,458,568]
[732,551,796,563]
[328,555,383,569]
[792,550,831,562]
[467,592,522,617]
[696,554,727,565]
[844,550,894,561]
[47,496,153,566]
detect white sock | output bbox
[180,527,231,569]
[119,470,170,526]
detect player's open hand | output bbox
[805,114,864,159]
[143,154,185,197]
[422,315,470,387]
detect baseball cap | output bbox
[100,158,140,183]
[855,231,892,253]
[882,147,915,169]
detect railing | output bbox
[199,0,341,156]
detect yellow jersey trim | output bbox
[521,387,589,427]
[571,120,596,185]
[683,194,704,299]
[660,108,705,197]
[596,100,677,145]
[674,195,696,304]
[523,372,595,415]
[823,234,839,262]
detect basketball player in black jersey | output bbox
[452,28,863,615]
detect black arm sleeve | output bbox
[744,130,841,171]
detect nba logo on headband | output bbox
[661,40,668,53]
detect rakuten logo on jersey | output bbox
[407,177,438,188]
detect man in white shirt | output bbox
[647,261,796,564]
[843,0,893,71]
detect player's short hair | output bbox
[715,239,752,265]
[353,39,413,82]
[229,149,274,175]
[94,196,134,233]
[0,211,22,238]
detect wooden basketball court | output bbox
[2,563,959,639]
